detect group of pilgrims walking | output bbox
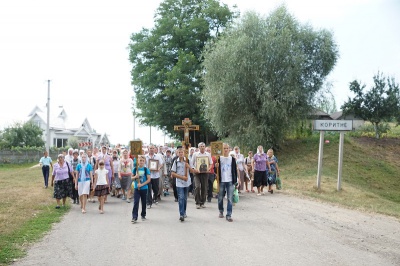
[39,142,280,222]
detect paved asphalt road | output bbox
[13,190,400,266]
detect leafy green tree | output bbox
[129,0,237,144]
[201,7,338,148]
[314,81,337,115]
[0,122,44,148]
[342,73,400,139]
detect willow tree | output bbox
[129,0,237,144]
[202,6,338,148]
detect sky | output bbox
[0,0,399,146]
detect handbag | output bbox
[276,174,282,190]
[66,162,74,181]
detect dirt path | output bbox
[13,191,400,266]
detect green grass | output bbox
[278,134,400,218]
[0,163,70,266]
[0,205,69,265]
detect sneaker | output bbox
[179,216,184,222]
[126,199,131,203]
[226,216,233,222]
[131,218,137,223]
[184,214,187,218]
[141,216,147,221]
[201,205,206,208]
[147,205,151,209]
[122,196,126,200]
[219,213,224,218]
[155,201,158,205]
[196,205,201,209]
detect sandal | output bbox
[246,190,250,193]
[251,190,255,193]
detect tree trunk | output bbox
[374,123,380,139]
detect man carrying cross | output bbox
[190,142,213,209]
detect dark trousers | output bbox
[72,185,79,202]
[172,178,178,200]
[147,178,159,206]
[42,165,50,187]
[132,188,147,219]
[207,173,216,201]
[188,173,194,193]
[194,173,208,205]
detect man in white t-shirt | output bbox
[215,143,238,222]
[145,145,164,208]
[190,142,213,209]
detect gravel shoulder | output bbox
[13,191,400,266]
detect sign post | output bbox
[313,120,353,191]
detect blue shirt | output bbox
[132,167,150,190]
[39,156,52,166]
[76,163,93,179]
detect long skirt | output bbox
[54,179,73,199]
[94,184,110,197]
[120,175,132,190]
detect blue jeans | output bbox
[132,188,147,219]
[177,187,189,217]
[218,181,234,218]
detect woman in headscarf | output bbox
[118,149,134,202]
[51,154,74,209]
[75,153,93,213]
[233,146,248,193]
[252,146,271,196]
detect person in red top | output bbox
[206,146,217,203]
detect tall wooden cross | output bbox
[174,118,200,158]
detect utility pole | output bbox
[46,80,51,153]
[149,126,152,144]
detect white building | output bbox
[27,106,110,148]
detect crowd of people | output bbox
[40,142,280,222]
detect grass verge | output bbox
[278,134,400,218]
[0,163,69,265]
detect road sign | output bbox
[313,120,353,131]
